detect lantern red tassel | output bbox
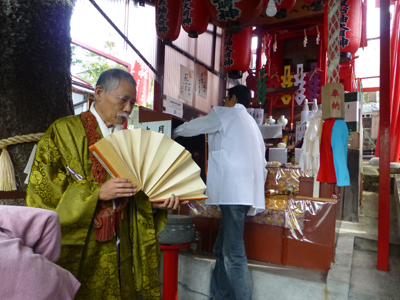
[206,0,263,34]
[339,0,362,63]
[273,0,296,19]
[302,0,326,11]
[156,0,182,42]
[182,0,210,38]
[222,27,252,79]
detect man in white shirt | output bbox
[173,84,267,300]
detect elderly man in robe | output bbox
[27,68,182,300]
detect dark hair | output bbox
[227,84,251,107]
[95,68,136,93]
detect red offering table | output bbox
[160,243,190,300]
[189,195,341,272]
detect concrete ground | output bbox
[341,191,400,300]
[169,184,400,299]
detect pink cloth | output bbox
[0,205,80,300]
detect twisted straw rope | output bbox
[0,133,44,150]
[327,0,340,83]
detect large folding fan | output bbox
[89,128,208,202]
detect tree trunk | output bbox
[0,0,75,204]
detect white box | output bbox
[259,124,282,139]
[269,148,287,164]
[295,148,303,164]
[344,101,360,122]
[295,121,309,144]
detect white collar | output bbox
[234,103,245,109]
[90,102,123,137]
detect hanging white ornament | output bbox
[293,64,306,105]
[303,29,307,48]
[316,26,320,45]
[262,35,267,53]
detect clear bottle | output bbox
[301,99,310,122]
[303,99,310,111]
[312,99,318,114]
[189,231,202,254]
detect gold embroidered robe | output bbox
[26,115,167,300]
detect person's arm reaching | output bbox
[173,108,222,138]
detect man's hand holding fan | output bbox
[89,128,208,203]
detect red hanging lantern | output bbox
[182,0,210,38]
[339,0,362,63]
[156,0,182,42]
[222,27,252,79]
[205,0,263,34]
[302,0,326,11]
[273,0,296,19]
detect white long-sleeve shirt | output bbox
[173,104,267,216]
[173,109,223,151]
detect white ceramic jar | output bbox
[277,115,288,127]
[265,115,276,125]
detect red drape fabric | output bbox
[317,119,337,184]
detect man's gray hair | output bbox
[95,68,136,93]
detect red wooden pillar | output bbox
[377,0,391,272]
[291,93,294,130]
[256,28,263,79]
[160,243,190,300]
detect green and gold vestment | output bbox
[26,115,167,300]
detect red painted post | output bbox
[377,0,391,271]
[390,2,400,161]
[160,243,190,300]
[291,93,295,130]
[256,28,262,79]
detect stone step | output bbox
[172,251,331,300]
[164,233,354,300]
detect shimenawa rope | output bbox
[0,133,44,191]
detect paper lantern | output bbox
[274,0,296,19]
[182,0,210,38]
[156,0,182,41]
[302,0,326,11]
[222,27,252,79]
[205,0,263,34]
[339,0,362,62]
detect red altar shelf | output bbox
[265,86,299,129]
[189,192,341,273]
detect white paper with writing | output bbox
[179,65,194,103]
[166,96,183,118]
[195,65,208,99]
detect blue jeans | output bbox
[210,205,252,300]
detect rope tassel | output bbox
[0,133,44,191]
[0,148,17,191]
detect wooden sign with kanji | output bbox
[321,83,345,120]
